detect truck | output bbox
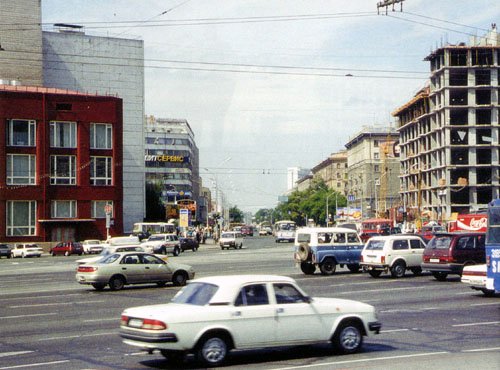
[447,213,487,233]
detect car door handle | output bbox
[232,311,242,317]
[145,267,150,269]
[121,267,127,270]
[276,308,284,314]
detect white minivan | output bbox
[360,235,427,278]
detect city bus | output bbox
[486,199,500,293]
[132,222,176,239]
[274,220,296,243]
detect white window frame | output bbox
[51,200,77,218]
[6,154,36,185]
[91,200,113,218]
[50,121,76,148]
[90,123,113,149]
[50,155,76,185]
[7,119,36,146]
[6,200,36,236]
[90,156,112,185]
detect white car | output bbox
[120,275,381,367]
[81,240,105,254]
[360,235,427,278]
[140,234,180,256]
[11,243,43,258]
[76,245,145,265]
[219,231,243,250]
[461,264,495,296]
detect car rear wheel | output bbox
[92,283,106,291]
[172,271,188,286]
[197,335,228,367]
[390,261,406,278]
[300,262,316,275]
[432,271,448,281]
[368,270,382,278]
[332,321,363,354]
[347,264,360,273]
[109,275,125,291]
[319,258,336,275]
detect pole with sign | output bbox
[104,204,113,239]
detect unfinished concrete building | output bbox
[394,26,500,223]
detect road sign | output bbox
[348,195,355,202]
[104,204,113,215]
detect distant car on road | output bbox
[119,274,381,367]
[0,244,12,258]
[140,234,181,256]
[76,245,146,265]
[219,231,243,250]
[11,244,43,258]
[50,241,84,256]
[76,251,195,291]
[81,240,104,254]
[179,237,199,252]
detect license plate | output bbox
[469,279,483,285]
[430,258,440,263]
[128,318,143,328]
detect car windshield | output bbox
[171,282,219,306]
[221,233,234,238]
[148,235,164,241]
[365,240,385,250]
[427,236,452,249]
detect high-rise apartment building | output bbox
[394,26,500,222]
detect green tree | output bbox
[229,206,244,223]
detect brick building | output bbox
[0,84,123,242]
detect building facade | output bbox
[311,150,348,194]
[0,84,123,242]
[144,117,201,223]
[394,26,500,222]
[345,125,400,219]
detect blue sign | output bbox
[348,195,355,202]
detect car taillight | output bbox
[381,256,385,264]
[121,315,129,326]
[77,266,97,273]
[142,319,167,330]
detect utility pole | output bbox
[377,0,405,15]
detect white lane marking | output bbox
[0,294,83,301]
[83,318,118,323]
[470,302,500,307]
[0,351,33,358]
[37,332,117,341]
[0,313,57,320]
[0,360,70,369]
[381,329,410,333]
[452,321,500,327]
[462,347,500,352]
[9,300,105,308]
[270,351,449,370]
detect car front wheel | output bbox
[197,335,228,367]
[173,247,180,256]
[172,271,187,286]
[332,321,363,354]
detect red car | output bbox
[50,242,84,256]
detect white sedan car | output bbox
[120,275,381,367]
[461,264,495,296]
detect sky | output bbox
[41,0,500,213]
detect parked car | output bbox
[50,241,84,256]
[0,244,12,258]
[421,232,486,281]
[76,245,146,265]
[76,251,195,291]
[219,231,243,249]
[294,227,364,275]
[11,243,43,258]
[119,275,381,367]
[461,264,495,296]
[81,239,105,254]
[179,237,199,252]
[140,234,181,256]
[360,235,427,278]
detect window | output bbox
[7,119,36,146]
[373,140,379,147]
[273,283,307,304]
[90,123,112,149]
[234,284,269,306]
[90,157,112,185]
[50,121,76,148]
[51,200,76,218]
[457,236,475,250]
[91,200,113,218]
[392,240,409,250]
[50,155,76,185]
[6,201,36,236]
[7,154,36,185]
[410,239,425,249]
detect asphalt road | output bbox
[0,236,498,370]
